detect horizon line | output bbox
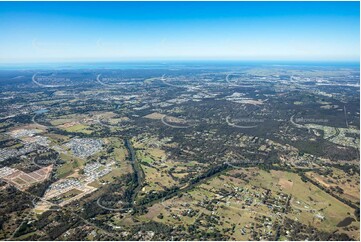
[0,59,360,65]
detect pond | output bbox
[337,217,355,227]
[34,109,49,115]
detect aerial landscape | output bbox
[0,1,359,241]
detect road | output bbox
[160,75,187,88]
[161,115,192,129]
[225,115,258,129]
[96,197,130,212]
[32,73,62,88]
[225,73,255,87]
[96,74,122,88]
[31,113,48,129]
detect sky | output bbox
[0,1,359,63]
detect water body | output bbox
[124,138,144,203]
[337,217,355,227]
[34,109,49,115]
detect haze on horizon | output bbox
[0,1,359,63]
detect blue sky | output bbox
[0,1,359,62]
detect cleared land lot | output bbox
[139,167,359,240]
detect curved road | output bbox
[225,115,258,129]
[225,73,255,87]
[96,74,124,88]
[96,197,131,212]
[161,115,192,129]
[32,73,63,88]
